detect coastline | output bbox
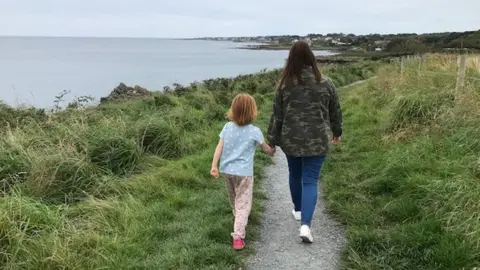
[237,43,340,52]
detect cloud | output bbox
[1,0,479,37]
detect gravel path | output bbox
[246,148,346,270]
[245,78,374,270]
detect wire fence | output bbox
[389,54,480,90]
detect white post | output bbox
[418,54,425,71]
[400,57,405,78]
[455,55,467,93]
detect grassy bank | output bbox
[323,54,480,269]
[0,61,378,269]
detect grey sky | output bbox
[1,0,479,38]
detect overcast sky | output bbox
[1,0,479,38]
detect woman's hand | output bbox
[210,167,220,179]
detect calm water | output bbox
[0,37,333,108]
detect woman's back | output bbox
[269,67,342,157]
[265,40,344,243]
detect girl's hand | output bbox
[210,167,220,179]
[331,137,341,144]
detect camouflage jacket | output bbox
[267,67,343,157]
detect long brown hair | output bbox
[276,40,322,90]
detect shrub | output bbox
[389,92,455,130]
[88,136,142,175]
[0,102,47,130]
[213,92,231,107]
[238,80,258,94]
[25,155,99,204]
[154,94,177,107]
[253,93,265,108]
[0,142,30,193]
[256,82,273,95]
[166,108,206,132]
[138,121,184,159]
[204,104,226,122]
[26,155,100,204]
[185,92,216,110]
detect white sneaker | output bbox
[299,225,313,243]
[291,210,301,221]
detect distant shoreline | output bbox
[236,44,339,52]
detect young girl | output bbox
[210,93,274,250]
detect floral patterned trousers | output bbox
[224,174,254,239]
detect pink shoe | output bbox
[232,238,245,250]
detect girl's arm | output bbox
[260,142,275,157]
[210,139,224,179]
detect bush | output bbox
[88,136,141,175]
[167,108,206,132]
[0,142,30,193]
[213,92,231,107]
[26,155,100,204]
[138,121,184,159]
[0,102,47,130]
[154,94,177,107]
[204,104,226,122]
[253,93,265,108]
[185,92,216,110]
[389,92,455,130]
[256,82,273,95]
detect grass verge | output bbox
[323,54,480,269]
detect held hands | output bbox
[210,166,220,179]
[262,144,275,157]
[266,146,276,157]
[331,137,341,144]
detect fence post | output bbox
[418,54,425,71]
[400,57,405,78]
[455,55,467,93]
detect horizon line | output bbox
[1,28,478,40]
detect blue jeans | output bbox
[286,155,326,226]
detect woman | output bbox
[267,40,343,243]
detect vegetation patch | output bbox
[323,55,480,269]
[88,136,142,175]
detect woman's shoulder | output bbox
[319,76,335,86]
[317,76,337,92]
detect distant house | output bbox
[292,39,299,44]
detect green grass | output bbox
[0,60,379,269]
[323,55,480,269]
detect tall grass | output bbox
[323,54,480,269]
[0,60,378,269]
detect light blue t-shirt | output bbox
[219,122,264,177]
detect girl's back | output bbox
[219,122,263,177]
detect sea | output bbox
[0,37,334,108]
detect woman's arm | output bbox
[267,90,283,147]
[328,81,343,141]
